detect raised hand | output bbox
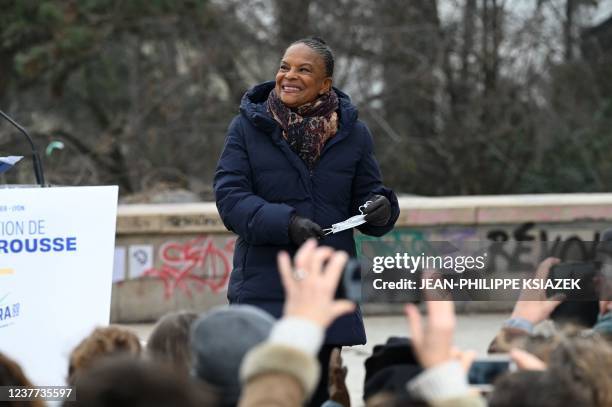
[277,239,355,328]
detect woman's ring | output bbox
[293,268,307,281]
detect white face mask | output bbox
[322,201,372,235]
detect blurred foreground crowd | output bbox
[1,240,612,407]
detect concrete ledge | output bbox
[117,202,226,234]
[398,194,612,225]
[116,194,612,234]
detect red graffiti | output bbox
[143,236,235,299]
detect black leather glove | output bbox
[289,215,324,246]
[363,195,391,226]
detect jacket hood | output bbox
[239,81,358,133]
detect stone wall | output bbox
[111,194,612,322]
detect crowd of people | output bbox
[1,239,612,406]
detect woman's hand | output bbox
[288,215,324,245]
[363,195,391,226]
[405,301,457,369]
[277,239,355,328]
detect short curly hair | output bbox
[68,326,141,385]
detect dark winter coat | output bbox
[214,81,400,345]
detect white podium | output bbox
[0,186,118,387]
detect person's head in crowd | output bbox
[146,310,198,375]
[0,352,44,407]
[190,304,275,406]
[547,331,612,406]
[488,370,592,407]
[68,325,141,385]
[363,337,422,406]
[64,356,216,407]
[510,329,612,406]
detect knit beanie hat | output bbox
[190,305,275,405]
[363,337,422,401]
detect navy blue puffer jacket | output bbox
[214,81,400,345]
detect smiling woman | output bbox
[274,40,332,108]
[213,37,400,406]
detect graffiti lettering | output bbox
[486,222,601,271]
[143,236,235,299]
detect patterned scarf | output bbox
[267,88,339,170]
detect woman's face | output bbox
[274,43,332,108]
